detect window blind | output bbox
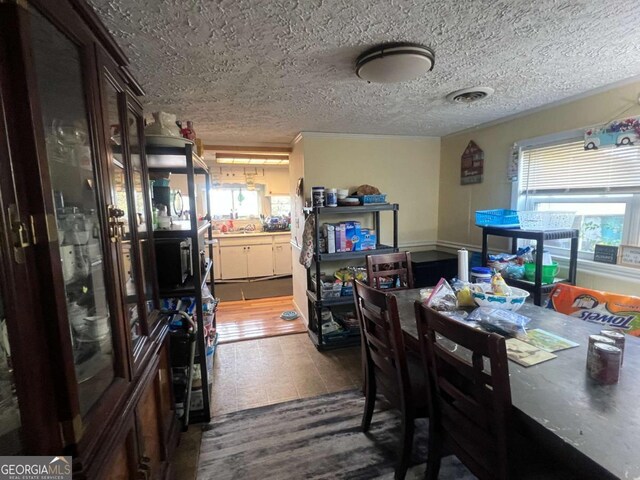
[520,140,640,194]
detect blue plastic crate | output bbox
[475,209,520,228]
[358,194,387,204]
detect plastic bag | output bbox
[425,278,458,312]
[467,307,531,336]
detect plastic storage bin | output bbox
[518,211,575,230]
[312,275,342,299]
[475,209,520,227]
[358,194,387,204]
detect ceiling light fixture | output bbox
[355,43,435,83]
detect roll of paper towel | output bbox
[457,249,469,282]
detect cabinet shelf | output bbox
[153,221,211,238]
[315,245,396,262]
[148,143,214,424]
[309,203,399,215]
[306,289,354,306]
[481,227,578,306]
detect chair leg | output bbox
[361,371,376,432]
[395,412,414,480]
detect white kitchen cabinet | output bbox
[246,244,274,278]
[216,233,292,280]
[212,242,221,280]
[273,242,292,275]
[220,246,248,279]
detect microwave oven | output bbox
[154,238,192,287]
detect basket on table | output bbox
[475,209,520,228]
[518,211,575,231]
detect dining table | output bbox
[392,288,640,480]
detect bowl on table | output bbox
[472,285,530,311]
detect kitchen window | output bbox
[517,136,640,259]
[270,195,291,217]
[211,186,260,218]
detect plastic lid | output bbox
[589,335,615,344]
[594,343,621,354]
[600,330,625,339]
[471,267,492,274]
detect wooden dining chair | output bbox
[414,302,578,480]
[353,279,429,480]
[366,252,414,291]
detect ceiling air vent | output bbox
[446,87,494,104]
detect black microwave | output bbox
[154,238,192,287]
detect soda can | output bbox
[600,329,625,365]
[588,343,622,385]
[586,335,615,371]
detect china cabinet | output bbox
[0,0,178,478]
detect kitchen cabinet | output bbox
[216,233,292,279]
[247,244,275,277]
[274,242,292,275]
[212,241,221,280]
[220,246,249,279]
[0,0,177,477]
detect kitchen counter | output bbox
[211,231,291,239]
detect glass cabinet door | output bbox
[127,107,157,322]
[103,79,143,347]
[29,8,116,416]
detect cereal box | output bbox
[547,284,640,336]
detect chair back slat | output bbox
[354,279,411,410]
[415,302,512,480]
[366,252,414,291]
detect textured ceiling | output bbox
[89,0,640,145]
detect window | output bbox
[270,195,291,217]
[517,137,640,258]
[211,187,260,218]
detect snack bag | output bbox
[547,284,640,336]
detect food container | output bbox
[588,342,622,384]
[470,267,492,283]
[524,262,559,284]
[337,189,349,199]
[586,334,615,370]
[471,285,530,311]
[326,188,337,207]
[600,330,625,364]
[312,186,325,207]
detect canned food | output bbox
[600,330,625,365]
[588,343,622,385]
[586,335,615,371]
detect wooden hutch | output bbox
[0,0,179,478]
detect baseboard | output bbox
[292,297,308,326]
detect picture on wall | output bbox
[584,116,640,150]
[461,140,484,185]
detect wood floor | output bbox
[215,295,307,343]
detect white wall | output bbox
[290,132,442,324]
